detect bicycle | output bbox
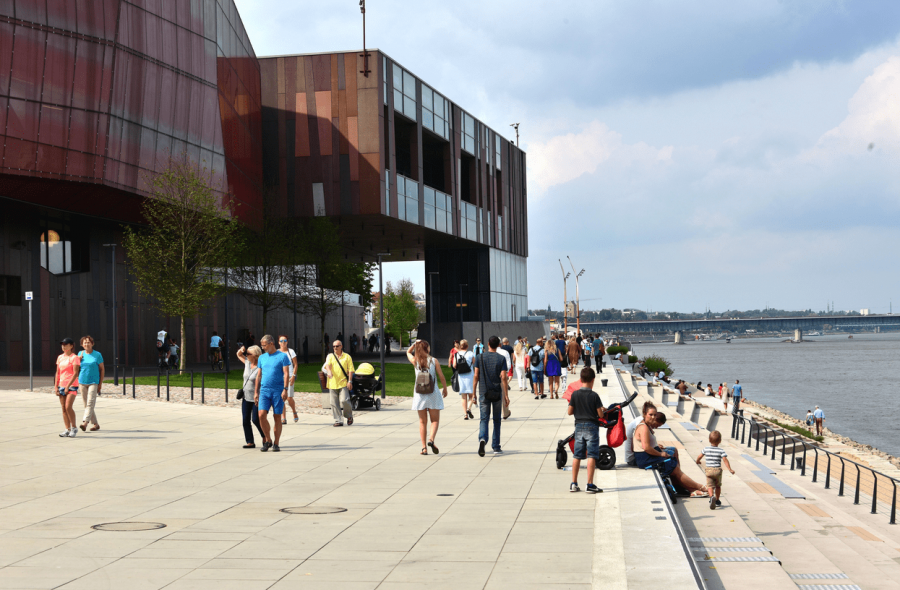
[209,347,224,370]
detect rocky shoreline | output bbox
[740,399,900,470]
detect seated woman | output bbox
[633,411,706,496]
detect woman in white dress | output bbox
[407,340,448,455]
[513,341,527,391]
[452,339,476,420]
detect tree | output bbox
[293,217,374,361]
[122,154,241,370]
[377,279,419,347]
[230,190,297,333]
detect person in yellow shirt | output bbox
[324,340,355,427]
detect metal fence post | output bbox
[157,372,160,398]
[166,371,170,401]
[872,476,878,515]
[790,440,796,470]
[780,434,786,466]
[825,455,831,488]
[771,430,777,461]
[225,371,228,403]
[191,371,194,400]
[853,465,861,505]
[132,367,136,398]
[838,459,845,496]
[201,372,205,404]
[891,483,897,525]
[801,446,807,476]
[122,369,126,395]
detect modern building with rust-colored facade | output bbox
[0,1,527,372]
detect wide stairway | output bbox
[613,364,900,590]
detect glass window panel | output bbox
[424,187,434,206]
[393,89,403,111]
[422,87,433,111]
[396,175,405,197]
[424,204,435,229]
[403,71,415,98]
[392,63,402,90]
[406,197,418,223]
[464,113,474,135]
[423,110,433,131]
[404,96,416,119]
[397,193,406,219]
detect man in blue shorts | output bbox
[567,367,605,493]
[254,335,291,452]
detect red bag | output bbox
[607,412,626,448]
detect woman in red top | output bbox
[54,337,80,437]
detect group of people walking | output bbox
[53,336,104,437]
[506,333,606,400]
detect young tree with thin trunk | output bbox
[122,154,241,370]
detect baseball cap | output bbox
[60,337,74,345]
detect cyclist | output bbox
[209,331,223,365]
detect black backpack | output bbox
[456,353,472,374]
[530,346,542,367]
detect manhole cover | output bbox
[280,506,347,515]
[437,494,454,496]
[91,522,166,532]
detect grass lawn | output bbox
[108,362,455,398]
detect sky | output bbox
[236,0,900,314]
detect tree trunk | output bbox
[179,315,186,372]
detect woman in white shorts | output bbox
[452,339,476,420]
[278,335,298,423]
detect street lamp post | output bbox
[102,243,118,383]
[377,252,390,398]
[459,283,468,341]
[567,256,585,337]
[559,260,570,336]
[428,271,439,348]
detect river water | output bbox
[632,333,900,457]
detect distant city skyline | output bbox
[240,1,900,315]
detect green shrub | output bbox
[628,355,638,363]
[767,418,824,442]
[607,345,629,355]
[641,354,672,376]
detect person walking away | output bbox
[452,340,476,420]
[695,430,734,509]
[448,340,460,373]
[592,337,604,373]
[582,337,593,370]
[730,383,741,416]
[209,331,223,365]
[496,341,513,419]
[530,337,546,399]
[237,345,265,448]
[323,340,355,427]
[555,333,568,388]
[805,409,813,428]
[501,337,515,386]
[277,336,299,424]
[513,341,527,391]
[254,335,291,451]
[566,337,580,372]
[246,332,255,348]
[567,367,605,493]
[407,340,448,455]
[717,383,724,399]
[473,336,509,456]
[544,339,561,398]
[55,338,80,437]
[813,406,825,436]
[732,379,743,402]
[473,338,484,355]
[77,336,103,432]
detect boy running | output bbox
[695,430,734,509]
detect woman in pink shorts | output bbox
[54,337,80,437]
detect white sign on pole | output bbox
[25,291,33,301]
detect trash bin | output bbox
[601,379,608,387]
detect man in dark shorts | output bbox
[567,367,605,493]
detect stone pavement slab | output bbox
[0,376,696,590]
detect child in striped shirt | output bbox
[695,430,734,510]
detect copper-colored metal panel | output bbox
[358,151,381,214]
[284,61,296,118]
[338,90,349,155]
[331,53,339,94]
[344,52,358,117]
[348,116,359,181]
[294,92,310,157]
[312,54,330,91]
[356,52,377,90]
[295,57,306,93]
[356,87,380,154]
[276,57,285,94]
[315,91,332,156]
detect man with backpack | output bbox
[473,336,509,456]
[530,337,546,399]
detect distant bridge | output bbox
[579,314,900,336]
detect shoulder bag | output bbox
[237,366,259,400]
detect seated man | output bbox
[634,411,707,496]
[657,370,671,384]
[676,380,688,396]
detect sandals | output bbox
[464,414,469,420]
[428,441,439,455]
[690,490,707,498]
[420,447,428,455]
[467,410,474,419]
[293,413,299,423]
[281,419,287,425]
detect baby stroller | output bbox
[556,391,637,471]
[350,363,382,411]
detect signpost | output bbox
[25,291,33,391]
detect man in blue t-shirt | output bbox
[813,405,825,436]
[210,331,223,364]
[254,335,291,452]
[733,380,743,401]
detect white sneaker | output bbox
[59,429,70,437]
[68,428,77,437]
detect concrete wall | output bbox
[417,321,550,358]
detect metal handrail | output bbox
[730,412,899,524]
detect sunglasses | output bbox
[279,339,288,342]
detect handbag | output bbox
[451,370,460,391]
[237,366,259,400]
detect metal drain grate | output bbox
[695,556,780,563]
[688,537,762,543]
[92,522,166,532]
[437,494,454,497]
[790,574,850,580]
[280,506,347,515]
